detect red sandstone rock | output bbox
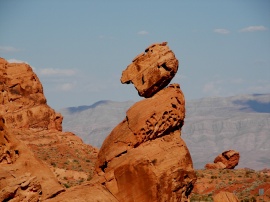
[0,116,64,201]
[121,42,179,98]
[95,84,196,202]
[205,150,240,169]
[213,191,239,202]
[0,58,62,131]
[0,58,98,200]
[0,41,193,202]
[45,180,118,202]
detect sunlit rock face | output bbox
[205,150,240,169]
[95,43,196,202]
[0,58,62,131]
[121,42,179,98]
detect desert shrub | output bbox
[64,183,70,188]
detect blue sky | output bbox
[1,0,269,109]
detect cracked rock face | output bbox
[96,84,196,202]
[0,58,62,131]
[205,150,240,169]
[121,42,179,98]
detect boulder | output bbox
[120,42,179,98]
[95,84,196,202]
[213,191,239,202]
[205,150,240,169]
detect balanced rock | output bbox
[121,42,179,98]
[95,84,196,202]
[205,150,240,169]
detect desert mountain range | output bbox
[60,93,270,170]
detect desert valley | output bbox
[1,42,270,202]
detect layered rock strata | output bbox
[205,150,240,169]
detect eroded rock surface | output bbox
[0,58,62,131]
[95,84,196,202]
[205,150,240,169]
[0,116,64,201]
[0,58,98,200]
[1,39,194,201]
[121,42,178,98]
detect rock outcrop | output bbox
[121,42,178,98]
[1,40,195,201]
[205,150,240,169]
[0,116,64,201]
[49,42,195,201]
[213,191,239,202]
[0,58,62,131]
[94,43,195,201]
[0,58,98,200]
[95,84,195,201]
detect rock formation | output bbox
[205,150,240,169]
[0,116,64,201]
[121,42,178,98]
[0,58,62,131]
[0,58,98,200]
[213,191,239,202]
[1,41,195,201]
[95,84,195,201]
[94,42,196,201]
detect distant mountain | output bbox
[59,94,270,170]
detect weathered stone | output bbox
[205,150,240,169]
[121,42,179,97]
[95,84,196,202]
[0,58,62,131]
[0,116,64,201]
[0,58,98,201]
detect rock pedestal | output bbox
[94,42,196,201]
